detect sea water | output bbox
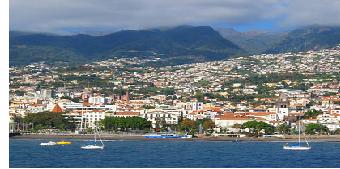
[9,139,340,168]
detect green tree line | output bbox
[23,111,76,132]
[100,117,151,131]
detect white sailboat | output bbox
[283,120,311,150]
[81,126,104,150]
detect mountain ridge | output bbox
[10,26,246,66]
[10,25,340,66]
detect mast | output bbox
[98,126,104,147]
[94,126,97,144]
[80,107,83,131]
[298,120,301,145]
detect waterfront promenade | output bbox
[10,133,340,142]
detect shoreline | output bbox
[9,134,340,142]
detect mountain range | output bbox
[9,25,340,66]
[216,28,286,54]
[10,26,245,66]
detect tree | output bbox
[14,90,26,96]
[305,101,315,109]
[100,117,151,131]
[303,109,323,119]
[305,123,329,135]
[281,81,289,88]
[160,88,175,96]
[178,118,197,133]
[23,111,73,131]
[232,123,242,129]
[242,121,275,135]
[142,105,155,109]
[202,119,215,131]
[332,128,340,135]
[160,117,168,132]
[193,91,204,102]
[276,123,291,134]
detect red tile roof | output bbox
[216,113,252,120]
[51,103,63,113]
[115,112,140,116]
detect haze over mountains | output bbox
[217,28,286,54]
[10,25,340,66]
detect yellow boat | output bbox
[56,141,72,145]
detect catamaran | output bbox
[81,126,104,150]
[283,120,311,150]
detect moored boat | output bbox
[283,120,311,150]
[40,141,56,146]
[283,144,311,150]
[81,144,104,150]
[81,126,104,150]
[56,141,72,145]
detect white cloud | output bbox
[9,0,340,34]
[279,0,340,28]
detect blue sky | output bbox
[10,0,340,34]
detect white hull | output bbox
[283,146,311,150]
[283,120,311,151]
[40,141,57,146]
[181,135,193,138]
[81,126,104,150]
[81,145,104,150]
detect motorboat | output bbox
[40,141,56,146]
[56,141,72,145]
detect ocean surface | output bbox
[9,139,340,168]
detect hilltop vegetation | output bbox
[10,25,340,67]
[10,26,245,66]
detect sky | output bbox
[9,0,340,34]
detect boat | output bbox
[181,134,193,139]
[40,141,56,146]
[81,126,104,150]
[283,120,311,150]
[144,133,192,139]
[56,140,72,145]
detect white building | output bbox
[143,109,179,128]
[88,96,105,105]
[83,110,106,129]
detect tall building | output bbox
[275,93,289,120]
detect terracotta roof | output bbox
[216,113,252,120]
[254,117,267,121]
[322,96,340,101]
[91,109,105,112]
[51,103,63,113]
[246,112,275,116]
[331,113,340,117]
[115,112,140,116]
